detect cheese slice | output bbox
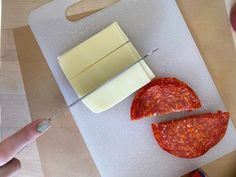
[58,22,155,113]
[70,42,141,96]
[82,62,154,113]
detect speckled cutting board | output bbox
[29,0,236,176]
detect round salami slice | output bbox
[131,77,201,120]
[152,111,229,158]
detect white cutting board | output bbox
[29,0,236,176]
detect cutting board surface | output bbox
[29,0,236,176]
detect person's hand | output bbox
[230,4,236,32]
[0,119,50,177]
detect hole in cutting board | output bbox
[66,0,120,22]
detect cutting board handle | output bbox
[55,0,82,13]
[29,0,83,24]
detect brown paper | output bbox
[13,0,236,176]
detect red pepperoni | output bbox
[152,111,229,158]
[131,77,201,120]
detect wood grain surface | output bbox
[1,1,45,176]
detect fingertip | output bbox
[36,119,51,134]
[0,158,21,177]
[11,158,21,171]
[230,4,236,31]
[0,119,51,165]
[22,119,51,142]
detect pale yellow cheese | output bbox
[58,22,155,113]
[70,42,140,96]
[58,22,129,79]
[82,62,155,113]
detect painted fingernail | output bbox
[36,119,51,133]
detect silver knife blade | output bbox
[48,47,159,121]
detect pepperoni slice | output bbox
[131,78,201,120]
[152,111,229,158]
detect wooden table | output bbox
[1,1,52,177]
[1,0,236,177]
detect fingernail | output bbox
[36,119,51,133]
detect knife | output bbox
[48,47,159,121]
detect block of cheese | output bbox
[58,22,155,113]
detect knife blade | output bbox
[48,47,159,121]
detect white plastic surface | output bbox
[29,0,236,177]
